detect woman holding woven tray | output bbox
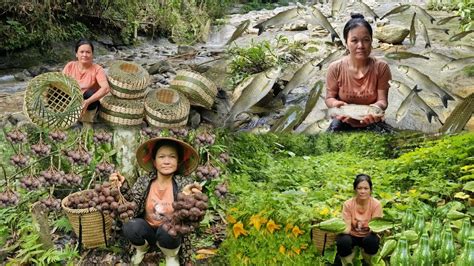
[109,137,201,266]
[337,174,382,265]
[63,39,110,122]
[325,14,392,133]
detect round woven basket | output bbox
[99,95,145,126]
[311,228,337,255]
[61,190,113,249]
[145,88,190,128]
[23,72,83,129]
[108,60,150,99]
[170,70,217,109]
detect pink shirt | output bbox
[62,61,108,94]
[145,180,174,228]
[342,197,383,237]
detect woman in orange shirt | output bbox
[325,14,392,132]
[63,39,110,120]
[337,174,382,265]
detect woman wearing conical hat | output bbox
[110,137,200,266]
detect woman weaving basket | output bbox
[109,137,200,266]
[337,174,382,265]
[63,39,110,122]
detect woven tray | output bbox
[99,95,144,126]
[145,88,190,128]
[170,70,217,109]
[311,228,337,255]
[23,72,83,129]
[108,60,150,99]
[61,190,113,249]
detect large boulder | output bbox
[375,25,410,44]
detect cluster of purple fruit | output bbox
[48,130,67,142]
[169,128,188,138]
[195,132,215,146]
[65,148,92,165]
[93,131,112,144]
[6,129,27,144]
[31,142,51,157]
[10,154,29,168]
[219,152,230,164]
[141,127,162,138]
[0,190,20,207]
[214,183,228,199]
[195,165,220,180]
[38,196,61,211]
[20,175,42,190]
[95,161,115,177]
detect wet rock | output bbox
[27,66,51,77]
[7,112,29,126]
[282,20,308,31]
[188,109,201,129]
[177,45,197,55]
[375,25,409,44]
[148,60,174,75]
[96,35,114,47]
[293,33,310,44]
[13,71,29,82]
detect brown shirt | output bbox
[326,56,391,106]
[342,197,383,237]
[144,179,174,228]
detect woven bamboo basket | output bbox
[61,190,113,249]
[311,227,337,255]
[108,60,150,99]
[170,70,217,109]
[145,88,190,128]
[23,72,83,129]
[99,95,145,126]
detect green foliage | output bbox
[457,0,473,31]
[463,65,474,77]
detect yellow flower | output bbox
[409,189,417,194]
[266,219,281,234]
[249,214,267,231]
[230,207,238,212]
[233,222,248,238]
[285,223,294,233]
[331,209,340,217]
[396,191,401,197]
[279,245,286,254]
[291,225,304,237]
[319,207,330,216]
[300,243,308,250]
[226,214,237,224]
[292,246,301,255]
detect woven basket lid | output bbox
[108,60,150,99]
[99,95,145,126]
[170,70,217,109]
[145,88,190,128]
[23,72,83,129]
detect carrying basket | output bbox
[145,88,190,128]
[170,70,217,109]
[108,60,150,99]
[311,227,337,255]
[61,190,113,249]
[99,95,145,126]
[23,72,83,129]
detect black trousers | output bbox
[122,218,181,249]
[336,233,380,257]
[327,119,395,134]
[83,89,100,110]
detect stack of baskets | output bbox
[99,60,150,126]
[170,69,218,110]
[145,87,190,128]
[23,72,83,129]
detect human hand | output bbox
[81,100,90,116]
[359,114,383,126]
[332,100,347,108]
[109,172,125,188]
[183,183,202,195]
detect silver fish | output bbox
[270,105,304,133]
[414,5,436,24]
[397,64,455,108]
[279,57,320,98]
[428,27,450,35]
[316,49,346,70]
[395,85,440,123]
[298,80,324,126]
[410,12,417,45]
[305,6,341,42]
[380,4,411,20]
[439,93,474,134]
[358,1,379,20]
[441,56,474,72]
[331,0,347,17]
[225,67,281,127]
[418,19,431,48]
[449,30,474,42]
[385,51,429,61]
[254,7,306,35]
[328,104,384,120]
[226,20,250,45]
[424,51,456,62]
[437,15,460,25]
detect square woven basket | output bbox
[311,227,337,255]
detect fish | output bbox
[301,119,330,134]
[380,4,411,20]
[439,93,474,134]
[441,56,474,72]
[328,104,384,121]
[298,80,324,126]
[424,51,456,62]
[418,19,431,48]
[224,67,281,127]
[331,0,347,17]
[409,12,417,45]
[316,49,346,70]
[413,5,436,24]
[436,15,460,25]
[428,27,450,35]
[397,64,455,108]
[270,106,304,133]
[449,30,474,42]
[226,20,250,45]
[384,51,429,61]
[278,57,320,99]
[304,6,341,42]
[395,85,440,123]
[358,1,379,20]
[253,7,306,35]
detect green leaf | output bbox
[369,218,398,233]
[463,181,474,192]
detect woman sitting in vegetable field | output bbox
[109,137,201,266]
[337,174,382,265]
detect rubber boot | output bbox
[361,251,373,265]
[158,245,180,266]
[340,250,356,266]
[131,241,149,266]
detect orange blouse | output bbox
[342,197,383,237]
[62,61,108,94]
[144,180,174,228]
